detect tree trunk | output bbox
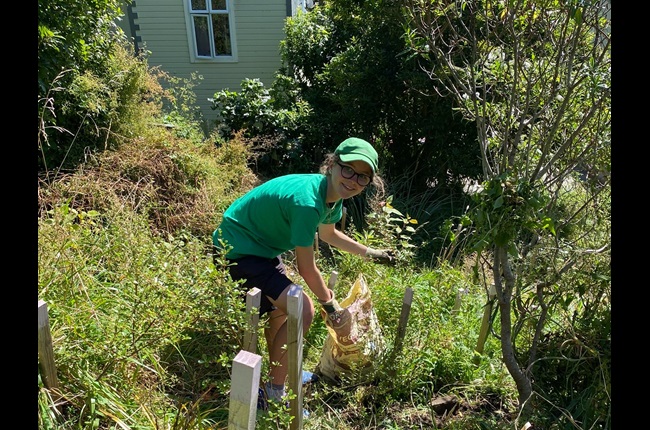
[493,245,533,417]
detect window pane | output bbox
[213,0,227,10]
[212,14,232,55]
[191,0,207,11]
[193,16,211,56]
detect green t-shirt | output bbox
[213,174,343,259]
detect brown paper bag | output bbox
[315,273,385,383]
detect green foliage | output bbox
[211,78,277,137]
[359,195,423,262]
[518,180,611,429]
[158,71,207,142]
[210,77,314,175]
[402,0,610,419]
[38,200,247,428]
[257,394,296,430]
[278,2,482,190]
[38,40,165,175]
[210,77,310,141]
[38,0,157,174]
[38,0,610,427]
[469,175,552,254]
[37,0,125,94]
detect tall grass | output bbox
[38,126,519,428]
[38,45,610,430]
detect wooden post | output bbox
[38,300,60,391]
[328,270,338,290]
[474,284,496,365]
[228,350,262,430]
[452,288,464,315]
[287,284,304,430]
[387,288,413,377]
[340,206,347,231]
[394,287,414,353]
[243,288,261,354]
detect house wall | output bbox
[123,0,291,130]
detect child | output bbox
[213,137,394,408]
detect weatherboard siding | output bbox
[126,0,290,128]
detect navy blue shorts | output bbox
[225,255,293,316]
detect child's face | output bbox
[330,159,373,200]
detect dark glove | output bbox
[317,289,353,339]
[317,288,343,314]
[365,247,396,265]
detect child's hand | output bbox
[365,247,396,265]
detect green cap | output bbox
[334,137,378,173]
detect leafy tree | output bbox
[38,0,158,175]
[38,0,125,94]
[404,0,610,423]
[210,77,314,176]
[278,2,482,190]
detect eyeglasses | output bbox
[337,162,372,186]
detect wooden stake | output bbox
[38,300,60,391]
[328,271,338,290]
[228,350,262,430]
[387,288,413,378]
[287,284,304,430]
[38,300,62,412]
[395,287,414,352]
[452,289,463,315]
[474,284,496,365]
[243,288,261,353]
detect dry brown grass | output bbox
[37,129,258,239]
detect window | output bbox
[185,0,237,62]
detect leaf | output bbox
[494,230,510,246]
[507,241,519,258]
[541,217,556,236]
[383,206,404,216]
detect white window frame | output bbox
[184,0,238,63]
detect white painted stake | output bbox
[287,284,304,430]
[228,350,262,430]
[328,271,338,290]
[243,288,261,353]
